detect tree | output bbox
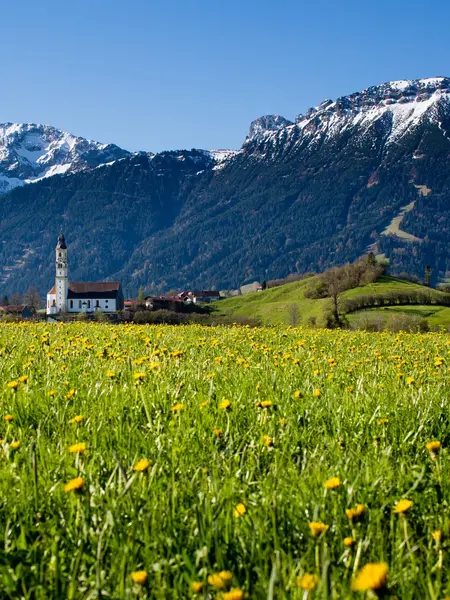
[1,295,8,307]
[262,280,267,291]
[136,286,145,306]
[367,252,377,268]
[10,293,23,305]
[287,303,299,326]
[321,267,352,326]
[23,286,42,312]
[424,264,431,287]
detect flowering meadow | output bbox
[0,322,449,599]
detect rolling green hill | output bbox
[213,276,450,328]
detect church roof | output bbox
[48,282,121,298]
[57,233,67,249]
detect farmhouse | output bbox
[46,233,124,315]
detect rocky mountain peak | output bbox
[0,122,131,193]
[247,115,294,140]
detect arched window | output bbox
[87,300,91,309]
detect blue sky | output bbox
[2,0,450,152]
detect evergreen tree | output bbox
[424,264,431,287]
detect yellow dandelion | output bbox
[406,376,415,385]
[223,588,245,600]
[18,375,28,383]
[323,476,341,489]
[233,503,246,518]
[191,581,204,593]
[426,440,441,453]
[7,381,19,390]
[214,428,223,436]
[106,370,116,378]
[64,477,85,492]
[3,414,13,422]
[346,504,366,521]
[344,537,355,547]
[208,571,232,590]
[131,570,148,585]
[259,400,273,408]
[171,403,185,412]
[68,442,86,454]
[133,458,151,472]
[133,372,146,381]
[279,418,286,425]
[378,418,389,425]
[65,389,76,400]
[432,530,442,543]
[69,415,83,424]
[297,573,319,591]
[352,562,388,591]
[48,389,57,397]
[263,435,273,447]
[313,388,321,397]
[294,390,302,399]
[10,440,21,450]
[393,499,413,514]
[219,399,231,410]
[309,521,329,537]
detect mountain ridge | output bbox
[0,76,449,296]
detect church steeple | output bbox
[55,232,68,312]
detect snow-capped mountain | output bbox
[244,77,450,156]
[0,123,131,193]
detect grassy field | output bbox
[214,276,450,328]
[348,305,450,329]
[0,322,449,598]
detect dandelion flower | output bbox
[258,400,273,409]
[223,589,245,600]
[7,381,19,390]
[208,571,232,590]
[426,440,441,453]
[68,442,86,454]
[352,562,388,591]
[133,458,150,472]
[133,372,146,381]
[65,389,76,400]
[263,435,273,447]
[297,573,319,591]
[219,399,231,410]
[64,477,84,492]
[346,504,366,521]
[131,570,148,585]
[233,503,246,518]
[48,390,57,397]
[393,499,413,514]
[309,521,329,537]
[10,440,20,450]
[294,390,302,399]
[344,537,355,547]
[378,418,389,425]
[313,389,321,397]
[432,530,442,543]
[191,581,204,593]
[214,428,223,437]
[69,415,83,424]
[171,403,184,412]
[106,370,116,378]
[3,415,13,422]
[18,375,28,383]
[323,476,341,489]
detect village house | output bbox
[46,233,124,315]
[0,305,34,319]
[178,290,221,304]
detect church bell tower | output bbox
[55,233,68,312]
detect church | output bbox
[46,233,124,315]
